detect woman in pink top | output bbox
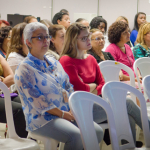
[59,23,147,146]
[105,21,142,82]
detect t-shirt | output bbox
[130,30,138,46]
[59,55,105,95]
[105,43,135,76]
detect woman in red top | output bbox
[60,23,105,96]
[59,23,147,146]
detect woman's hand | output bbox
[135,77,142,83]
[63,111,75,122]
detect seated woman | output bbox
[45,25,65,60]
[59,22,148,145]
[133,22,150,60]
[0,54,27,138]
[130,12,146,46]
[52,12,70,30]
[76,18,90,30]
[105,21,142,81]
[116,16,133,48]
[6,22,28,93]
[40,19,52,28]
[23,16,38,23]
[90,16,109,51]
[14,22,103,150]
[88,28,114,63]
[0,26,12,58]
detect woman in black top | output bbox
[88,28,114,63]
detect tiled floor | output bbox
[0,123,145,150]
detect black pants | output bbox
[0,96,28,138]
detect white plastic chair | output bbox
[0,81,40,150]
[134,57,150,98]
[69,91,120,150]
[99,60,136,103]
[102,81,150,150]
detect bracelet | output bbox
[61,111,64,118]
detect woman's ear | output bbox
[26,39,32,49]
[51,37,55,44]
[57,19,61,25]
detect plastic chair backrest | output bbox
[0,82,18,138]
[102,81,150,149]
[99,60,136,103]
[134,57,150,93]
[69,91,119,150]
[143,75,150,102]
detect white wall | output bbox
[0,0,52,21]
[0,0,149,30]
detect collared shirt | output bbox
[15,53,74,132]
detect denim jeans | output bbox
[32,118,103,150]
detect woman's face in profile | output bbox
[91,31,105,51]
[119,27,130,44]
[58,15,71,30]
[77,29,92,51]
[98,22,106,34]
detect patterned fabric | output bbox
[14,53,74,132]
[132,44,150,60]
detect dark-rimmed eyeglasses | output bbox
[31,35,52,42]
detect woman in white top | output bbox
[7,22,28,73]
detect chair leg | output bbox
[58,142,65,150]
[136,125,141,141]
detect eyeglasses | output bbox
[5,36,11,39]
[91,37,105,41]
[31,35,52,42]
[77,33,92,42]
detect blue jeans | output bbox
[32,118,103,150]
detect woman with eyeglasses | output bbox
[14,22,103,150]
[45,25,65,60]
[59,23,150,147]
[105,21,142,82]
[0,26,12,58]
[88,28,114,63]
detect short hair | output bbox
[0,20,10,26]
[116,16,129,25]
[7,22,27,59]
[40,19,52,27]
[60,23,87,58]
[108,21,128,44]
[133,12,146,31]
[90,16,107,32]
[60,9,69,14]
[23,22,48,46]
[49,25,65,51]
[0,26,12,49]
[24,16,37,23]
[136,22,150,50]
[76,18,87,23]
[52,12,69,24]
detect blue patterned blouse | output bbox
[14,53,74,131]
[132,44,150,60]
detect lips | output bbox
[87,43,91,46]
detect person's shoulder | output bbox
[131,30,138,35]
[59,55,74,66]
[105,43,116,52]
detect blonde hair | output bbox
[60,22,87,58]
[6,22,27,59]
[137,22,150,50]
[116,16,129,25]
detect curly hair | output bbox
[48,24,65,51]
[90,16,107,32]
[52,12,68,24]
[6,22,27,59]
[108,21,128,44]
[0,26,12,49]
